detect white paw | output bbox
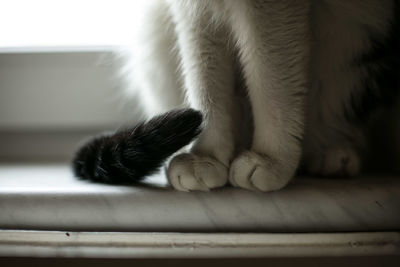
[321,148,360,177]
[306,147,360,177]
[167,153,228,192]
[229,151,292,192]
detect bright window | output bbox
[0,0,141,50]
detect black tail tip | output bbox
[72,134,115,183]
[72,108,203,184]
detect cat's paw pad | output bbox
[320,148,360,177]
[229,151,291,192]
[168,153,228,192]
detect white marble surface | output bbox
[0,164,399,232]
[1,230,399,258]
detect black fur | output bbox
[349,2,400,123]
[72,108,203,184]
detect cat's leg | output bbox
[228,1,310,191]
[302,64,366,177]
[302,78,365,177]
[166,2,237,191]
[300,0,393,177]
[302,92,364,177]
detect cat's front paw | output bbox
[308,147,360,177]
[168,153,228,192]
[229,151,293,192]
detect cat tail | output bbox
[72,108,203,184]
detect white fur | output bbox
[123,0,395,191]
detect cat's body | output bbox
[74,0,399,191]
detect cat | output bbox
[73,0,399,192]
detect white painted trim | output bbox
[0,46,118,54]
[0,230,399,258]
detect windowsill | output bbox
[1,230,399,258]
[0,163,399,258]
[1,163,399,233]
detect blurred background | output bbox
[0,0,142,162]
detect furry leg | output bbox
[167,2,237,191]
[228,1,310,191]
[300,0,395,177]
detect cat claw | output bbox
[229,151,292,192]
[168,153,228,191]
[310,147,361,177]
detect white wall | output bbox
[0,51,137,131]
[0,51,142,161]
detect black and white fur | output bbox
[74,0,399,192]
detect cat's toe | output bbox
[168,153,228,192]
[229,151,292,192]
[321,147,360,177]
